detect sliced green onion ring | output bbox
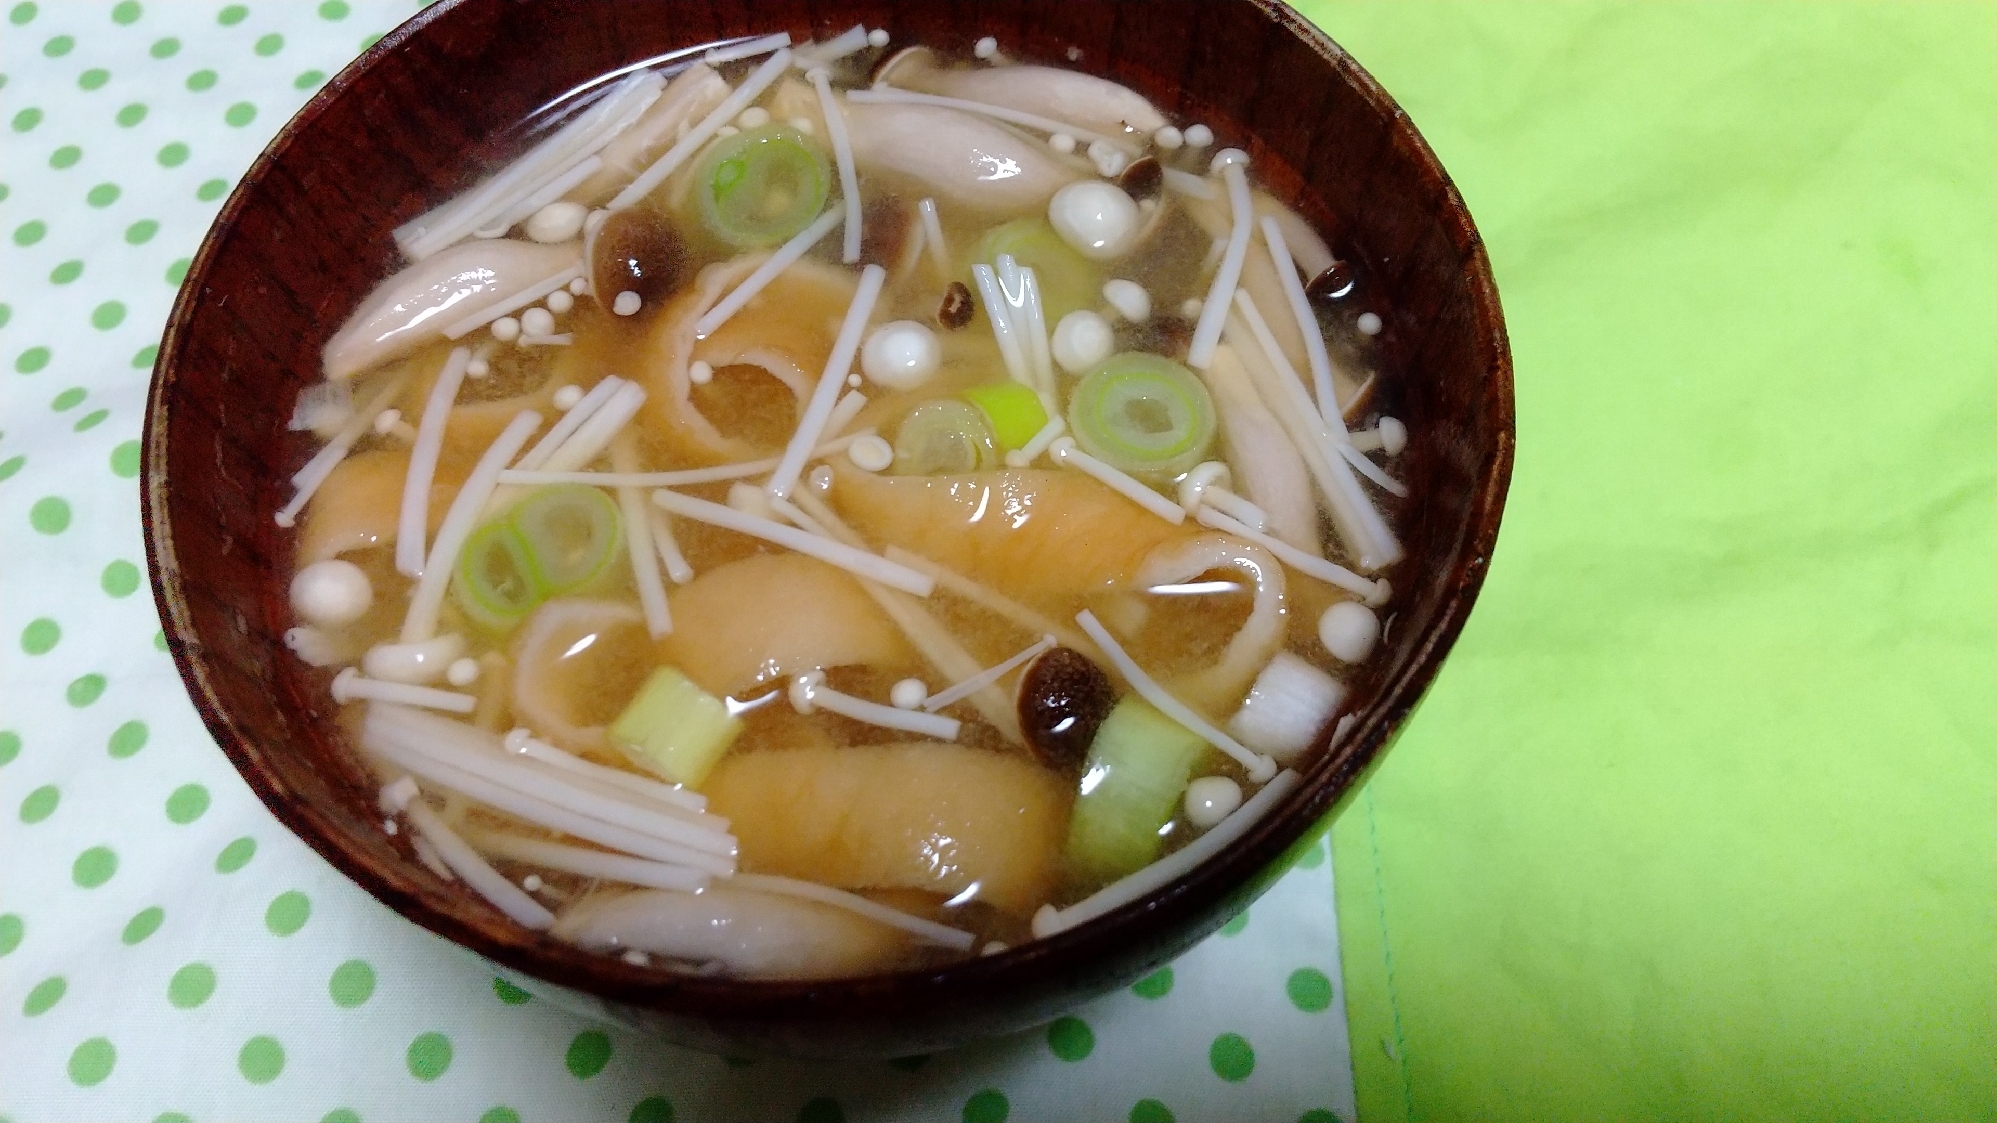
[1066,352,1218,479]
[453,521,541,632]
[512,484,623,595]
[893,399,999,476]
[695,124,832,249]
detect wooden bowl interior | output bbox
[143,0,1510,1056]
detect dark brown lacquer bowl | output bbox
[142,0,1511,1058]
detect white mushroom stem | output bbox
[471,155,603,241]
[971,263,1032,387]
[276,371,413,527]
[844,86,1138,155]
[1162,166,1217,200]
[1195,505,1387,605]
[824,389,870,439]
[1186,152,1253,370]
[1349,417,1407,456]
[790,25,867,67]
[1260,215,1340,428]
[464,830,711,893]
[918,197,948,276]
[1176,461,1269,531]
[482,380,646,519]
[767,263,885,499]
[789,670,962,741]
[403,410,544,642]
[704,31,791,65]
[403,800,555,929]
[651,488,931,596]
[333,669,477,713]
[362,633,466,685]
[1226,296,1402,569]
[501,727,711,816]
[395,346,472,578]
[785,491,1024,741]
[1201,345,1318,554]
[648,508,695,584]
[612,435,672,638]
[284,626,351,668]
[1019,268,1055,395]
[1003,414,1068,468]
[511,376,625,472]
[498,429,872,488]
[538,380,647,472]
[609,49,795,212]
[731,873,976,950]
[363,704,738,871]
[1032,769,1299,938]
[923,634,1056,714]
[1337,440,1410,498]
[395,70,664,260]
[1075,610,1275,782]
[690,211,836,324]
[809,69,864,264]
[1050,437,1186,525]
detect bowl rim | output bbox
[142,0,1513,1031]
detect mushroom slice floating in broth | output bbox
[553,884,909,980]
[843,102,1081,214]
[877,47,1167,140]
[323,239,582,382]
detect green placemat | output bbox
[1293,2,1997,1120]
[0,4,1361,1122]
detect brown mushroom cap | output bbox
[1016,646,1117,775]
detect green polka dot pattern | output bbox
[329,959,376,1007]
[238,1035,284,1083]
[407,1031,453,1080]
[565,1030,612,1079]
[0,5,1355,1121]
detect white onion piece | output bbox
[1226,651,1346,763]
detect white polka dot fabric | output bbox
[0,3,1359,1120]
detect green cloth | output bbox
[1291,2,1997,1120]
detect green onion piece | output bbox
[511,484,623,596]
[1064,697,1208,884]
[892,399,999,476]
[608,665,744,790]
[959,382,1050,452]
[695,124,832,249]
[1066,352,1217,479]
[972,218,1099,322]
[452,521,541,632]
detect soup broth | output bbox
[280,27,1407,980]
